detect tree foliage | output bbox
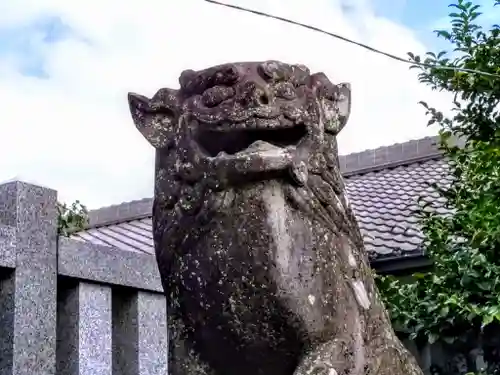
[57,200,88,236]
[376,0,500,360]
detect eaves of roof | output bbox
[75,135,451,273]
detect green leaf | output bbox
[482,314,494,328]
[428,333,439,344]
[378,0,500,345]
[413,272,427,279]
[442,336,456,344]
[439,306,450,317]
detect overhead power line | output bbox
[204,0,500,79]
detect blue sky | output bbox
[373,0,451,29]
[374,0,499,44]
[1,0,496,80]
[0,0,489,207]
[373,0,454,47]
[0,15,76,77]
[0,0,479,79]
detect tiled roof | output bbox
[72,136,451,262]
[347,158,450,258]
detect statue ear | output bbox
[309,74,352,134]
[336,83,351,133]
[128,88,179,149]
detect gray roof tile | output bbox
[345,157,452,257]
[72,217,155,255]
[73,136,453,260]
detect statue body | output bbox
[128,61,423,375]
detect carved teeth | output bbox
[245,140,281,152]
[216,151,229,158]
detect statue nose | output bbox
[238,80,272,106]
[253,85,271,106]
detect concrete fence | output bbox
[2,179,487,375]
[0,180,167,375]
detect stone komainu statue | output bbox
[128,61,423,375]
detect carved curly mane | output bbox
[128,60,423,375]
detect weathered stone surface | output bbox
[128,61,423,375]
[0,181,58,375]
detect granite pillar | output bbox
[0,180,58,375]
[0,271,15,375]
[112,289,168,375]
[57,281,112,375]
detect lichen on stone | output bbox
[128,60,423,375]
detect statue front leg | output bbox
[293,336,365,375]
[294,312,366,375]
[168,316,217,375]
[293,338,423,375]
[368,340,424,375]
[292,310,423,375]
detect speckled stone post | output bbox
[129,61,424,375]
[0,180,58,375]
[57,281,112,375]
[112,290,168,375]
[0,267,15,375]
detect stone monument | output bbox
[128,61,424,375]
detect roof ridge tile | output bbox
[85,135,455,230]
[339,136,443,175]
[87,197,153,228]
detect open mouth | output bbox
[197,123,307,157]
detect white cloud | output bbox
[0,0,452,208]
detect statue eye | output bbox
[276,82,296,100]
[202,86,234,107]
[318,83,338,102]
